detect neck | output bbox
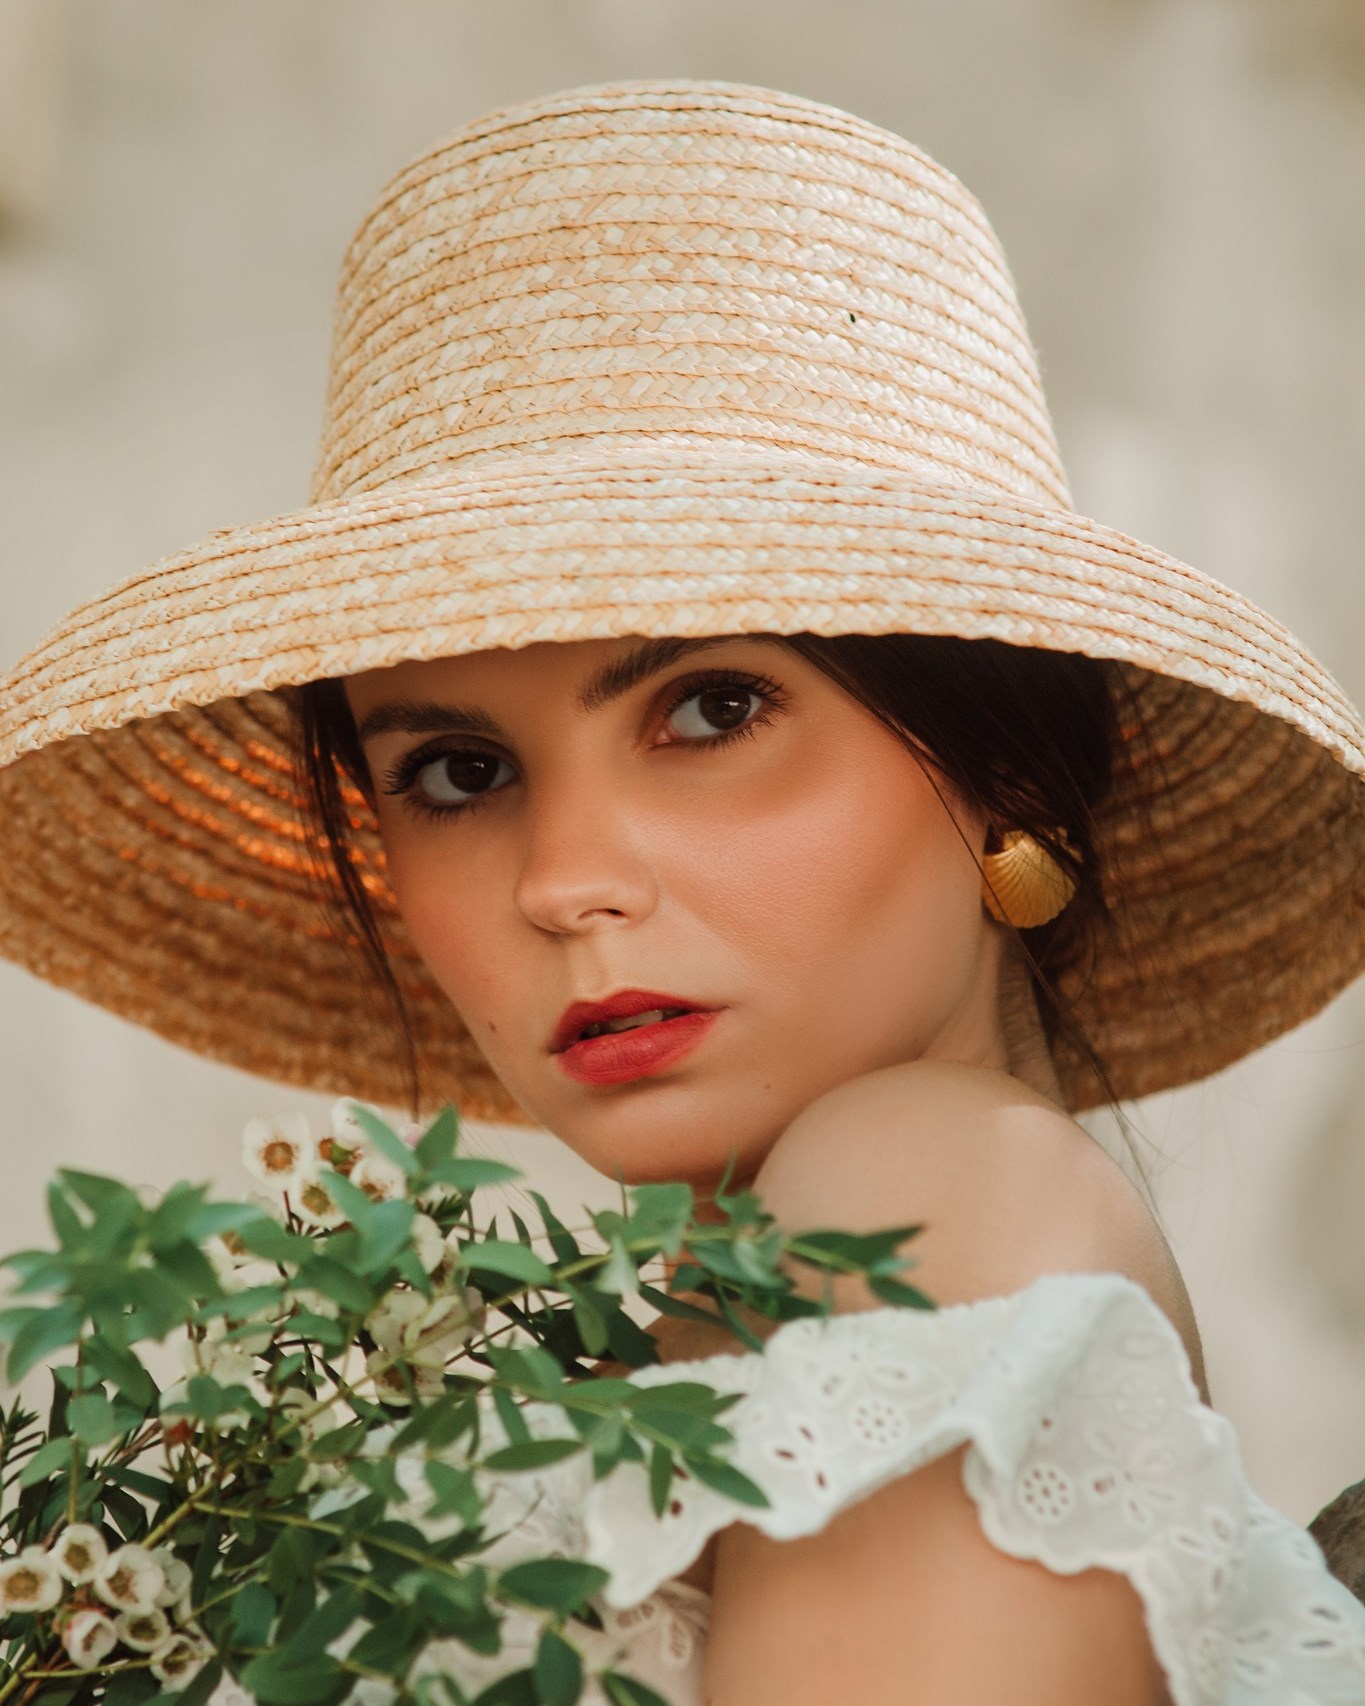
[995,938,1066,1105]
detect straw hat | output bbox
[1,79,1363,1117]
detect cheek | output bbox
[677,731,980,988]
[380,832,508,1017]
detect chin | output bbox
[531,1080,785,1193]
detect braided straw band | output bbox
[1,82,1363,1117]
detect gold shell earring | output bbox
[980,829,1078,929]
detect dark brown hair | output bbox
[294,633,1125,1118]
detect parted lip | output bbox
[549,988,715,1054]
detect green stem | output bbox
[192,1504,468,1580]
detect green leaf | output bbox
[173,1374,242,1422]
[685,1456,770,1508]
[145,1182,211,1252]
[530,1192,580,1265]
[346,1102,418,1177]
[347,1605,425,1677]
[788,1225,924,1270]
[626,1183,693,1258]
[491,1384,530,1447]
[228,1580,277,1648]
[83,1333,157,1407]
[471,1672,538,1706]
[7,1301,83,1382]
[295,1255,375,1313]
[570,1289,608,1357]
[269,1456,309,1499]
[534,1629,583,1706]
[603,1308,658,1370]
[68,1390,120,1446]
[414,1105,459,1171]
[469,1241,553,1287]
[648,1442,673,1518]
[238,1217,316,1265]
[425,1158,523,1193]
[638,1284,725,1330]
[19,1434,77,1488]
[239,1655,344,1706]
[498,1559,609,1613]
[266,1525,327,1602]
[185,1199,271,1241]
[359,1199,416,1276]
[601,1674,671,1706]
[308,1419,367,1461]
[197,1281,286,1323]
[0,1303,41,1342]
[58,1168,144,1220]
[423,1459,482,1524]
[46,1179,88,1249]
[155,1240,224,1298]
[867,1274,936,1310]
[125,1266,196,1338]
[350,1456,407,1502]
[105,1666,160,1706]
[599,1237,639,1300]
[103,1461,173,1502]
[483,1437,582,1472]
[285,1310,346,1351]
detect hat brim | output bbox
[2,446,1363,1113]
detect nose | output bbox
[512,774,659,937]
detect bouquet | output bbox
[0,1101,930,1706]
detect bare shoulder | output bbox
[754,1060,1207,1397]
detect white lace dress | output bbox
[396,1273,1365,1705]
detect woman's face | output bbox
[345,635,1007,1190]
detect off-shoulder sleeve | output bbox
[582,1273,1365,1706]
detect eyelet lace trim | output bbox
[573,1273,1365,1705]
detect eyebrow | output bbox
[354,636,737,744]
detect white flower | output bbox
[62,1607,119,1668]
[51,1523,107,1586]
[366,1352,443,1406]
[366,1287,482,1373]
[291,1284,341,1320]
[291,1166,348,1230]
[365,1289,426,1353]
[242,1113,311,1193]
[406,1292,483,1369]
[350,1150,407,1204]
[116,1605,172,1651]
[205,1238,279,1305]
[0,1547,63,1612]
[328,1097,385,1152]
[190,1336,256,1391]
[431,1229,466,1286]
[93,1543,164,1613]
[151,1547,192,1614]
[150,1629,212,1688]
[411,1213,444,1273]
[275,1387,337,1444]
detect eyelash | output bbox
[380,667,788,824]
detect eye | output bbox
[664,684,764,740]
[409,750,514,807]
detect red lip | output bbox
[550,989,722,1087]
[550,988,715,1054]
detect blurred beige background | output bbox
[1,0,1363,1525]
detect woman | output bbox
[2,81,1364,1704]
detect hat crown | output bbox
[310,82,1072,509]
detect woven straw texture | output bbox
[1,80,1363,1117]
